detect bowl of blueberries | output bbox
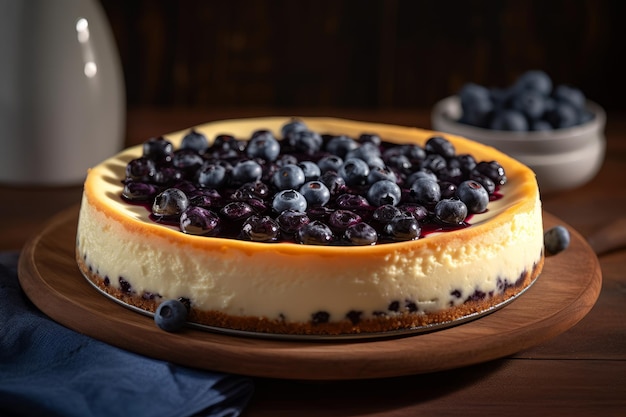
[431,70,606,194]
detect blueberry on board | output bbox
[296,220,334,245]
[180,206,220,235]
[434,198,468,225]
[272,189,308,213]
[544,225,570,255]
[489,109,529,131]
[299,181,331,207]
[367,179,402,207]
[273,164,306,190]
[152,188,189,218]
[456,180,489,214]
[344,222,378,246]
[181,129,209,153]
[246,131,281,162]
[154,299,188,332]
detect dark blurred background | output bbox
[99,0,624,111]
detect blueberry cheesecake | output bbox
[76,117,544,335]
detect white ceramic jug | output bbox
[0,0,125,185]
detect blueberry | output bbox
[439,181,457,199]
[384,153,412,174]
[212,134,245,154]
[346,142,383,167]
[288,129,323,154]
[246,131,281,161]
[318,170,346,195]
[272,189,307,213]
[544,225,570,255]
[122,182,158,201]
[326,135,359,158]
[188,188,223,209]
[180,206,220,235]
[456,180,489,213]
[232,181,270,201]
[453,154,477,175]
[181,130,209,153]
[410,178,441,208]
[367,166,397,184]
[372,204,402,225]
[545,101,580,129]
[469,173,496,195]
[335,193,371,213]
[152,188,189,218]
[276,209,310,234]
[489,109,529,131]
[298,160,321,181]
[384,214,421,241]
[273,164,306,190]
[530,119,554,131]
[172,149,203,173]
[196,163,227,188]
[299,181,331,207]
[143,136,174,162]
[151,166,183,185]
[434,198,468,225]
[338,158,370,186]
[296,220,334,245]
[126,157,156,181]
[553,84,586,109]
[154,299,188,332]
[425,136,456,159]
[422,154,447,175]
[514,70,553,96]
[511,89,548,121]
[220,201,255,222]
[241,215,280,242]
[399,203,428,221]
[459,83,494,127]
[317,155,344,173]
[474,161,507,186]
[232,160,263,184]
[344,222,378,245]
[281,118,308,139]
[328,210,362,232]
[358,133,382,146]
[367,179,401,207]
[406,170,437,185]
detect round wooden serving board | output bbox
[18,206,601,380]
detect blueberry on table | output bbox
[544,225,570,255]
[155,299,189,332]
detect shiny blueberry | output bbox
[152,188,189,218]
[425,136,456,159]
[367,180,401,207]
[241,215,280,242]
[367,166,397,184]
[474,161,507,186]
[335,193,371,213]
[154,299,188,332]
[298,160,321,181]
[126,157,156,181]
[220,201,255,222]
[299,180,331,207]
[344,222,378,246]
[272,189,307,213]
[318,170,346,195]
[384,214,421,241]
[232,160,263,184]
[172,149,203,173]
[544,225,570,255]
[434,198,468,225]
[272,164,306,190]
[143,136,174,162]
[196,163,227,189]
[122,182,158,201]
[317,155,344,173]
[328,210,362,233]
[276,209,310,234]
[372,204,402,225]
[456,180,489,213]
[296,220,334,245]
[180,206,220,235]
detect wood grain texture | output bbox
[18,206,601,380]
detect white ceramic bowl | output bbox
[431,96,606,194]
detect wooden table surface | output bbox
[2,108,625,416]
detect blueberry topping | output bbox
[122,182,158,201]
[181,130,209,153]
[434,198,468,225]
[152,188,189,219]
[154,299,188,332]
[276,209,310,235]
[317,155,344,173]
[272,189,308,213]
[544,225,570,255]
[241,215,280,242]
[143,136,174,162]
[273,164,306,190]
[338,158,371,186]
[299,181,331,207]
[180,206,220,235]
[220,201,255,222]
[328,210,362,232]
[344,222,378,246]
[296,220,334,245]
[410,178,441,208]
[367,179,402,207]
[246,131,281,161]
[456,180,489,214]
[384,214,421,241]
[298,161,322,181]
[425,136,456,159]
[126,157,156,181]
[232,160,263,184]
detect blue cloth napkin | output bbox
[0,252,254,417]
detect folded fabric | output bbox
[0,252,254,417]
